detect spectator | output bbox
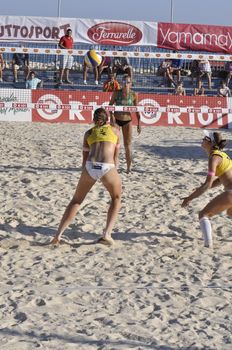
[189,60,199,85]
[98,55,112,82]
[0,53,5,82]
[166,55,183,86]
[12,52,30,82]
[194,81,205,96]
[174,81,186,96]
[25,71,43,89]
[225,61,232,87]
[112,54,133,81]
[157,59,172,86]
[103,73,120,92]
[58,28,74,84]
[197,59,212,89]
[217,80,231,97]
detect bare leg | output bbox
[226,73,231,87]
[121,121,133,173]
[24,65,30,80]
[197,73,203,89]
[100,168,122,243]
[59,68,64,82]
[176,69,181,84]
[166,68,175,86]
[64,68,71,82]
[94,67,99,83]
[83,64,88,83]
[51,169,96,243]
[13,65,18,81]
[198,191,232,247]
[207,73,212,89]
[126,66,133,82]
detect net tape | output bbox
[1,46,232,62]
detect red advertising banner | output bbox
[31,90,231,128]
[158,22,232,54]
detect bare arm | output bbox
[133,92,141,134]
[109,91,117,125]
[59,38,66,49]
[181,155,222,207]
[82,131,90,168]
[113,128,120,167]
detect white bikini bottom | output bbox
[85,161,115,180]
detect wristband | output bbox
[207,171,215,176]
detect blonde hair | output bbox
[93,108,108,126]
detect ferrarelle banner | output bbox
[0,16,232,53]
[0,15,157,46]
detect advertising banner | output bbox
[31,90,231,128]
[0,88,230,128]
[158,22,232,54]
[0,88,31,121]
[0,16,157,46]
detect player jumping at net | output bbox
[109,75,141,174]
[181,130,232,248]
[51,108,121,246]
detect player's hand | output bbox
[137,125,141,134]
[181,197,191,208]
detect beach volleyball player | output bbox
[51,108,121,246]
[181,130,232,248]
[109,75,141,174]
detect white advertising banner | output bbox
[0,15,158,46]
[0,89,32,121]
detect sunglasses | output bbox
[203,136,211,142]
[123,80,131,84]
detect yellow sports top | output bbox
[211,150,232,176]
[87,124,117,146]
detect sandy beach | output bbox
[0,122,231,350]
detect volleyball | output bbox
[84,49,102,68]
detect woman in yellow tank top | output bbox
[51,108,121,246]
[181,130,232,248]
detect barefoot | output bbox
[97,236,114,246]
[50,237,60,245]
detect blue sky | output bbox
[1,0,232,26]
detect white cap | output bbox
[203,130,215,143]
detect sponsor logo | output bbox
[158,23,232,53]
[87,22,142,45]
[31,91,230,128]
[0,23,71,40]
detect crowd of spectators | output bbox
[157,55,232,96]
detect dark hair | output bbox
[93,108,108,125]
[212,132,227,150]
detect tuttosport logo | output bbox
[87,22,142,45]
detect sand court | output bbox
[0,122,231,349]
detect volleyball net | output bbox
[0,45,231,86]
